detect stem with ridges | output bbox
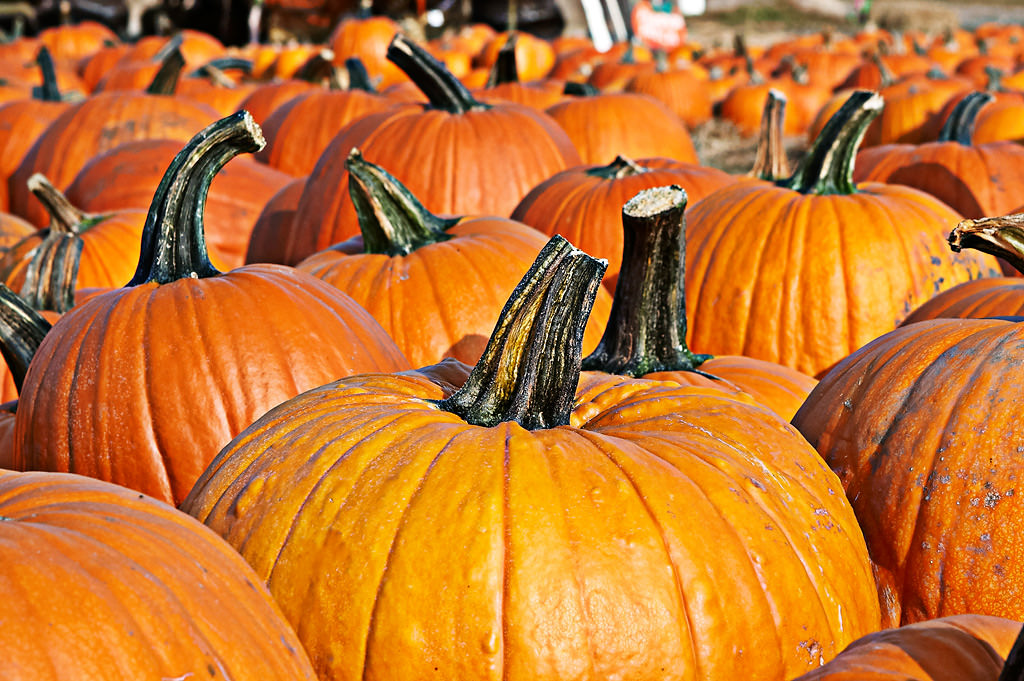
[581,185,711,376]
[778,90,882,196]
[949,213,1024,275]
[387,33,489,113]
[27,174,88,235]
[750,88,790,180]
[437,235,606,429]
[128,111,265,285]
[0,284,51,392]
[145,47,186,95]
[19,234,82,313]
[486,32,519,86]
[585,155,648,180]
[346,149,456,255]
[33,46,61,102]
[938,91,994,145]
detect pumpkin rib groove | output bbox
[139,289,176,500]
[826,196,852,362]
[500,426,510,681]
[571,427,702,678]
[739,192,791,360]
[360,430,457,681]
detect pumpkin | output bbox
[296,149,610,367]
[511,155,734,293]
[623,59,713,129]
[8,88,219,227]
[184,233,880,681]
[474,33,566,110]
[12,112,409,506]
[683,90,1000,378]
[855,91,1024,262]
[36,20,118,63]
[236,78,318,125]
[244,176,307,265]
[580,185,816,421]
[545,90,698,164]
[791,614,1022,681]
[792,214,1024,627]
[327,15,405,88]
[0,468,317,679]
[286,33,580,265]
[475,30,556,83]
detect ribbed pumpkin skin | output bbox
[297,218,612,367]
[510,158,735,293]
[0,98,69,212]
[289,104,580,263]
[65,139,292,270]
[792,614,1022,681]
[855,142,1024,219]
[684,180,1001,377]
[902,278,1024,324]
[13,265,410,505]
[184,371,881,681]
[645,355,817,422]
[792,318,1024,626]
[0,470,317,680]
[9,93,219,227]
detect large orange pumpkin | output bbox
[184,235,880,681]
[684,90,1000,378]
[12,112,409,505]
[296,149,610,367]
[0,469,317,680]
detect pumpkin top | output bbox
[128,111,265,286]
[0,284,50,392]
[779,89,882,196]
[938,90,995,145]
[437,235,606,430]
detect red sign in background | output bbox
[631,0,688,51]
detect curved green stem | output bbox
[564,81,598,96]
[777,89,882,196]
[938,91,994,145]
[750,88,790,181]
[346,149,456,256]
[190,57,253,80]
[949,213,1024,275]
[437,235,606,429]
[581,185,711,376]
[128,111,265,286]
[145,46,186,95]
[387,33,488,113]
[344,56,376,92]
[0,284,51,392]
[33,46,61,102]
[486,32,519,87]
[27,174,88,235]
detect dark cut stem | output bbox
[949,213,1024,275]
[437,235,607,430]
[585,155,648,180]
[145,47,186,95]
[486,32,519,87]
[750,88,790,180]
[999,624,1024,681]
[128,111,265,286]
[346,149,456,256]
[564,81,598,96]
[33,46,62,102]
[0,284,51,392]
[581,185,711,376]
[345,57,376,92]
[778,90,882,196]
[938,91,994,145]
[387,33,489,113]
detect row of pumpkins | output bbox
[3,13,1024,681]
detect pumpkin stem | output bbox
[563,81,598,96]
[190,57,253,82]
[0,284,51,392]
[346,149,456,256]
[585,155,648,180]
[581,185,711,376]
[778,89,882,196]
[870,52,896,88]
[949,213,1024,275]
[145,46,186,95]
[999,624,1024,681]
[750,88,790,180]
[33,46,62,102]
[345,57,376,92]
[486,32,519,86]
[437,235,606,429]
[938,91,994,145]
[984,66,1006,92]
[27,174,93,235]
[128,111,265,286]
[387,33,489,113]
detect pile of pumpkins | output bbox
[4,12,1024,681]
